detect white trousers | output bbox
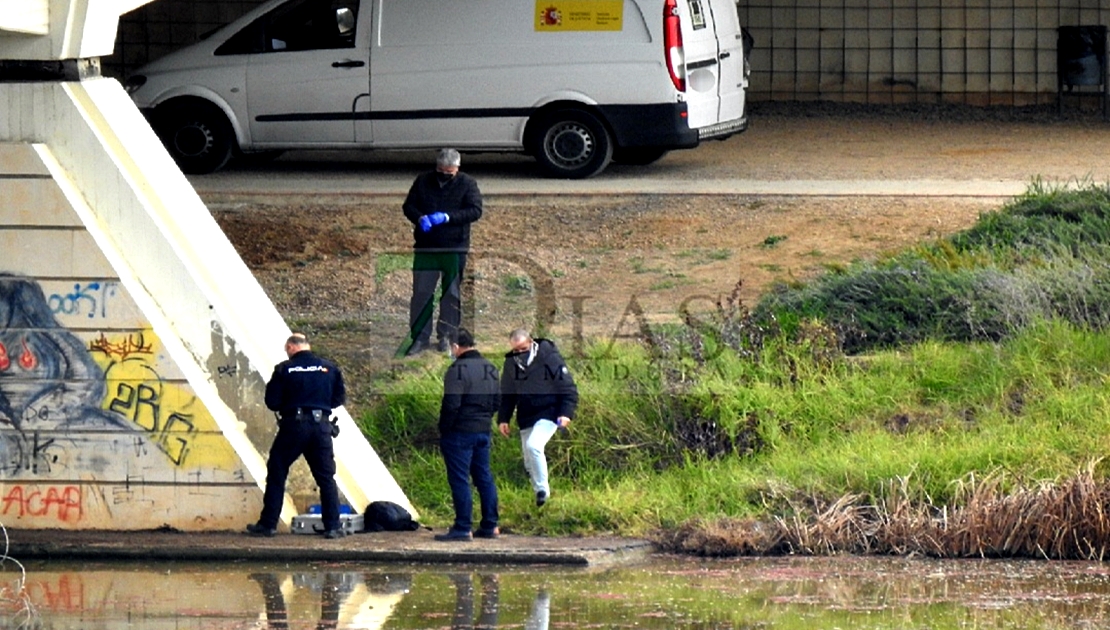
[525,588,551,630]
[519,419,559,495]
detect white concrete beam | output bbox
[0,0,49,36]
[0,0,121,60]
[1,78,417,524]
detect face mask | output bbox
[437,172,455,184]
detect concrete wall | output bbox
[0,132,264,530]
[737,0,1110,106]
[0,0,416,530]
[105,0,1110,107]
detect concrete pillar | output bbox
[0,0,413,530]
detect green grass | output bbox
[501,274,534,296]
[374,252,412,284]
[357,183,1110,541]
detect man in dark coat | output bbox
[497,329,578,507]
[435,328,501,541]
[247,333,347,539]
[400,148,484,357]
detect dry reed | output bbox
[657,464,1110,559]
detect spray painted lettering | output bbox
[47,281,118,319]
[1,485,82,522]
[88,332,152,360]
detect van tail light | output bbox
[663,0,685,92]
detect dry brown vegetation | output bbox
[658,464,1110,559]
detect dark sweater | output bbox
[498,339,578,430]
[402,171,483,250]
[439,349,501,434]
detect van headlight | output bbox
[124,75,147,95]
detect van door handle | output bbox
[719,52,731,60]
[332,60,365,68]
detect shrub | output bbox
[753,183,1110,353]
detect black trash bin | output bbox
[1057,25,1108,117]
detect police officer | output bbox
[246,333,348,539]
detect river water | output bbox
[4,555,1110,629]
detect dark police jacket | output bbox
[498,339,578,430]
[265,350,346,419]
[439,349,501,434]
[402,171,483,251]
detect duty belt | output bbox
[284,408,325,422]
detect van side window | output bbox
[216,0,357,55]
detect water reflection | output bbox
[8,556,1110,629]
[439,572,552,630]
[248,569,411,629]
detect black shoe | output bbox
[433,529,473,542]
[536,490,548,507]
[323,529,347,539]
[405,340,429,356]
[246,522,277,537]
[474,527,500,539]
[436,337,451,353]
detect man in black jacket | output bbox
[247,333,347,539]
[436,328,501,541]
[498,329,578,507]
[400,148,484,357]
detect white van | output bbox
[125,0,750,178]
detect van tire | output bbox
[153,100,234,174]
[530,109,613,179]
[612,147,669,166]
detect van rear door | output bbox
[707,0,746,125]
[674,0,744,130]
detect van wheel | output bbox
[530,110,613,179]
[153,101,234,174]
[612,148,669,166]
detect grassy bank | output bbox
[358,181,1110,559]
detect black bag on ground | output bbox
[363,500,421,532]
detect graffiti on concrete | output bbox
[88,332,151,359]
[1,485,81,522]
[0,273,149,480]
[47,281,119,319]
[87,330,200,466]
[0,273,249,525]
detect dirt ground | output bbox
[211,193,995,407]
[208,103,1089,409]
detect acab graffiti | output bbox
[1,485,81,522]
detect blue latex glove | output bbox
[418,212,449,232]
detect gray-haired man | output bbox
[399,149,484,357]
